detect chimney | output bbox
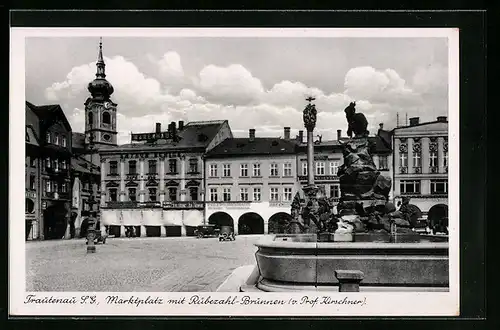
[437,116,447,123]
[284,127,291,140]
[170,121,177,138]
[249,129,256,141]
[409,117,420,126]
[155,122,161,133]
[178,120,184,130]
[337,129,341,140]
[298,130,304,143]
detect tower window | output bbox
[103,134,111,142]
[102,112,111,125]
[88,112,94,127]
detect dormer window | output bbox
[54,133,59,145]
[61,136,67,147]
[46,132,51,144]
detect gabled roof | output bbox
[205,137,297,158]
[27,102,72,133]
[71,155,100,175]
[109,120,228,151]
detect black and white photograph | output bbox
[10,27,459,316]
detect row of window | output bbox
[43,157,68,172]
[46,132,67,147]
[400,179,448,194]
[109,159,199,176]
[209,163,295,178]
[399,151,448,169]
[109,187,199,202]
[208,187,293,202]
[300,162,339,176]
[42,180,69,194]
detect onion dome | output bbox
[87,38,114,100]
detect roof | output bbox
[296,135,392,154]
[26,125,39,147]
[205,137,298,158]
[71,156,100,175]
[27,102,72,133]
[109,120,227,152]
[392,119,448,131]
[72,132,86,150]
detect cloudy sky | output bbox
[25,36,449,145]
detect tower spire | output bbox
[96,37,106,78]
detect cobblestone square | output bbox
[26,236,260,292]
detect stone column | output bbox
[120,225,125,237]
[100,159,106,206]
[139,158,145,202]
[159,157,165,202]
[234,218,239,235]
[140,225,147,237]
[307,129,314,185]
[264,221,269,234]
[180,156,186,201]
[119,159,126,201]
[160,225,166,237]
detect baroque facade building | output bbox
[99,120,233,237]
[204,128,300,235]
[392,116,448,222]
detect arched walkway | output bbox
[268,212,292,234]
[238,212,264,235]
[208,212,234,229]
[428,204,448,233]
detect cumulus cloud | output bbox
[43,51,447,145]
[197,64,264,105]
[157,51,184,78]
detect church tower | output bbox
[84,38,118,148]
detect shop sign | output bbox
[162,201,204,209]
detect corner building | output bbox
[99,120,232,237]
[392,116,448,221]
[204,128,300,235]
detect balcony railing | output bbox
[413,166,422,174]
[399,166,408,174]
[429,166,439,174]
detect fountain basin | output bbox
[239,234,449,292]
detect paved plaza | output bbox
[26,235,261,292]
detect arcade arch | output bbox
[268,212,292,234]
[238,212,264,235]
[208,212,234,228]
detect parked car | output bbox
[218,225,236,242]
[413,218,431,234]
[431,217,449,235]
[194,225,220,238]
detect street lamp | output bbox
[86,128,97,253]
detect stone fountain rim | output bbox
[254,234,449,250]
